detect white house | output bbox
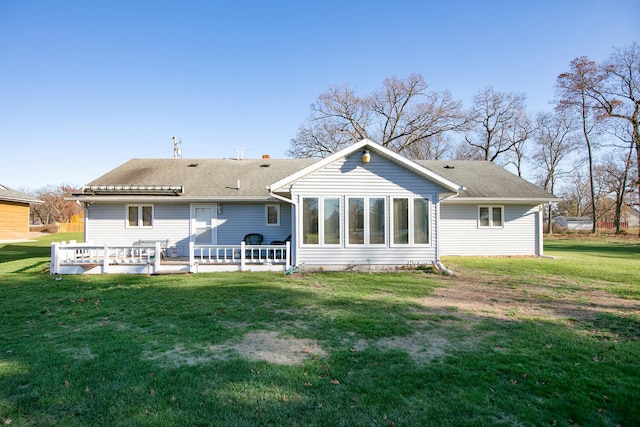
[52,140,558,274]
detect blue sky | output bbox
[1,0,638,190]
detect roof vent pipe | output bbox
[236,180,241,190]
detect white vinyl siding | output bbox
[87,203,190,253]
[439,203,540,256]
[292,153,444,267]
[85,202,294,257]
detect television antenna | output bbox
[172,136,182,159]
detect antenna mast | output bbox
[172,136,182,159]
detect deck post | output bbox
[103,243,109,273]
[240,241,246,271]
[285,241,291,269]
[154,242,161,273]
[189,242,195,272]
[50,242,59,275]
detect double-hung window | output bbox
[302,197,340,245]
[391,197,430,245]
[347,197,386,245]
[479,206,503,228]
[127,205,153,228]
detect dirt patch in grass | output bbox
[376,333,451,363]
[416,271,640,326]
[219,331,326,364]
[144,331,326,368]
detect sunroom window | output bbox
[392,198,430,245]
[302,197,340,245]
[347,197,386,245]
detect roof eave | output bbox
[68,195,277,203]
[443,196,561,204]
[0,196,43,204]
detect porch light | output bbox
[362,149,371,163]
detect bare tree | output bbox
[463,87,530,165]
[600,123,636,233]
[556,57,604,233]
[532,111,579,233]
[287,74,467,158]
[557,168,591,218]
[505,112,536,177]
[401,134,453,160]
[288,84,370,158]
[31,185,83,225]
[590,43,640,223]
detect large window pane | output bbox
[413,199,429,244]
[324,198,340,244]
[369,197,385,244]
[492,207,503,227]
[393,198,409,244]
[303,198,318,244]
[479,207,490,227]
[128,206,139,227]
[348,198,364,244]
[142,206,153,227]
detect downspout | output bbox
[434,191,460,276]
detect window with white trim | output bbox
[302,197,341,245]
[479,206,503,228]
[127,205,153,228]
[266,204,280,226]
[347,197,386,245]
[391,197,430,245]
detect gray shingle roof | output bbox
[0,184,42,204]
[86,158,317,199]
[82,157,555,201]
[416,160,556,200]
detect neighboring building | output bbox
[553,216,593,231]
[58,139,558,274]
[0,185,43,241]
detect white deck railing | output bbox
[190,241,290,271]
[50,241,290,274]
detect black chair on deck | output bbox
[268,235,291,260]
[243,233,264,259]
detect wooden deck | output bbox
[50,241,291,274]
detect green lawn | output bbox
[0,234,639,426]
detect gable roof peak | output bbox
[269,139,463,193]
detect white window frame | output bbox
[390,197,431,247]
[478,205,504,228]
[300,196,341,246]
[126,204,154,228]
[346,196,387,246]
[265,204,280,226]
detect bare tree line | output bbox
[288,42,640,234]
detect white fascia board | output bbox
[68,195,275,203]
[269,138,463,193]
[0,196,43,204]
[441,197,561,204]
